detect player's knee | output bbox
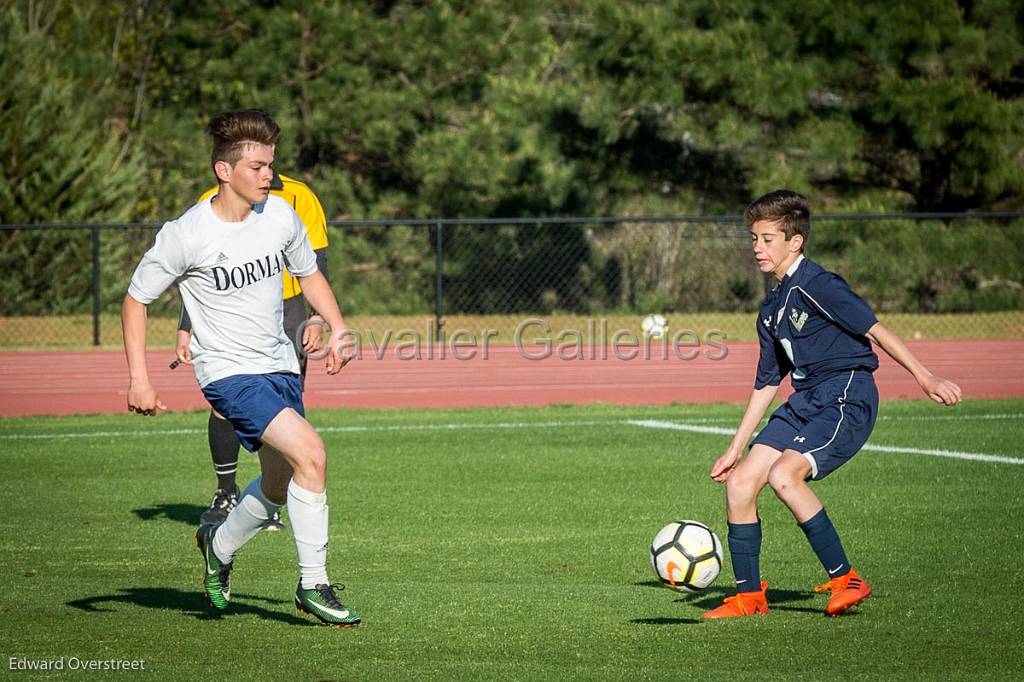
[293,436,327,481]
[308,434,327,467]
[767,462,801,497]
[308,449,327,480]
[725,471,758,505]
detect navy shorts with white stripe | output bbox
[752,370,878,480]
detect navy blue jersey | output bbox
[754,256,878,390]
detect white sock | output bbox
[287,479,330,589]
[212,477,279,564]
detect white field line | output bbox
[0,427,207,441]
[875,412,1024,422]
[0,420,616,441]
[1,410,1016,442]
[1,412,1021,466]
[627,419,1024,466]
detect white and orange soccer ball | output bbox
[650,520,723,592]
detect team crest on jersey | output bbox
[789,308,808,331]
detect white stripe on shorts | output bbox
[800,370,857,478]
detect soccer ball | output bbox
[641,314,669,339]
[650,520,723,592]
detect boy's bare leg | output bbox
[711,444,780,609]
[208,446,288,563]
[257,444,296,504]
[767,449,870,614]
[725,444,780,523]
[259,409,333,587]
[766,450,821,522]
[205,407,319,565]
[258,408,326,494]
[258,407,360,625]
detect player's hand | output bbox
[710,448,742,483]
[921,374,962,406]
[175,330,193,366]
[324,327,356,375]
[302,316,325,354]
[127,380,167,416]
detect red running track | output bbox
[0,340,1020,417]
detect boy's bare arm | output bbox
[866,322,962,405]
[296,271,343,329]
[296,270,353,374]
[122,294,166,414]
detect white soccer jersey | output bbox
[128,195,318,388]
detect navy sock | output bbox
[208,413,241,492]
[799,508,850,579]
[727,521,762,593]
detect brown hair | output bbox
[744,189,811,245]
[207,109,280,170]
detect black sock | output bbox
[799,508,850,579]
[727,520,763,593]
[208,413,240,492]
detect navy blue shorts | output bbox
[752,370,878,480]
[200,372,304,452]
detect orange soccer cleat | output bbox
[815,568,872,616]
[703,582,769,619]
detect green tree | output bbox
[551,0,1024,213]
[3,0,1022,319]
[0,5,147,314]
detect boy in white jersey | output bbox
[122,109,360,627]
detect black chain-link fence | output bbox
[2,214,1022,348]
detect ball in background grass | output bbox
[641,314,669,339]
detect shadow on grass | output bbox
[632,583,824,623]
[132,503,205,526]
[631,616,702,625]
[765,587,830,616]
[67,587,311,626]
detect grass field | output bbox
[2,400,1023,680]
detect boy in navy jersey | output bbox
[705,190,962,619]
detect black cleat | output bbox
[199,486,239,525]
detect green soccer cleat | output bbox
[195,523,233,610]
[294,583,361,627]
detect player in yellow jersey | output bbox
[177,171,331,531]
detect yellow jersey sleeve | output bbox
[197,186,217,203]
[276,174,329,299]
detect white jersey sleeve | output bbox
[128,221,190,304]
[281,209,317,278]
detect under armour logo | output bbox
[762,317,771,328]
[793,436,806,443]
